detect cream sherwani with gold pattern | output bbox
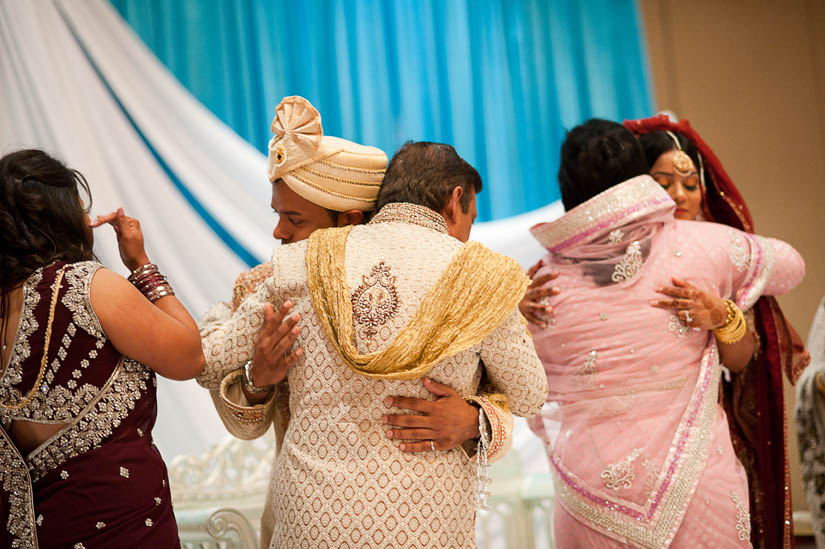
[198,204,547,549]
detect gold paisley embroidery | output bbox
[231,263,274,312]
[351,262,400,339]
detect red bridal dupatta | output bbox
[625,115,810,549]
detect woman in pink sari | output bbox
[625,115,809,549]
[527,120,805,547]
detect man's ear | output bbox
[441,186,464,223]
[335,209,365,227]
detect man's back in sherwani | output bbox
[198,201,547,548]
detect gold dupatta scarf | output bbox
[305,225,529,380]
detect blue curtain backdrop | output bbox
[110,0,653,222]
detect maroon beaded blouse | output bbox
[0,261,179,548]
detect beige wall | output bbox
[640,0,825,519]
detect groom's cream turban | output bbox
[266,96,387,212]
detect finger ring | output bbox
[684,310,693,324]
[429,440,436,452]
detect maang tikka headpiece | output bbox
[664,131,694,176]
[664,130,706,189]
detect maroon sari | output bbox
[0,261,179,548]
[625,115,810,549]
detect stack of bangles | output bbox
[128,263,175,303]
[713,299,747,344]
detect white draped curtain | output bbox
[0,0,558,468]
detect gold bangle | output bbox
[715,312,746,341]
[716,300,739,332]
[714,300,747,344]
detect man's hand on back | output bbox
[382,378,480,452]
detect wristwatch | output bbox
[242,360,274,394]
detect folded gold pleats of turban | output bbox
[266,96,387,212]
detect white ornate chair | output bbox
[170,437,270,548]
[169,437,555,548]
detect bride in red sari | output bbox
[625,115,810,549]
[0,149,205,547]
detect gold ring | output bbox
[429,440,436,452]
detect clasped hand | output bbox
[382,378,480,453]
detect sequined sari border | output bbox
[551,347,719,548]
[738,235,775,311]
[529,176,672,252]
[0,425,38,548]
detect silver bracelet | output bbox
[474,408,491,511]
[242,360,274,394]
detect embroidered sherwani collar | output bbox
[369,202,449,234]
[530,175,674,253]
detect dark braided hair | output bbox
[0,149,96,292]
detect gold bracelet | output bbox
[715,312,746,343]
[716,300,740,333]
[714,300,747,344]
[816,371,825,396]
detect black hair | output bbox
[376,141,482,213]
[558,119,649,211]
[0,149,96,292]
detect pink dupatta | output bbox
[527,176,802,547]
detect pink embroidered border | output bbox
[550,197,672,253]
[551,345,717,523]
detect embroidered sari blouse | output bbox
[528,176,804,548]
[0,261,177,548]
